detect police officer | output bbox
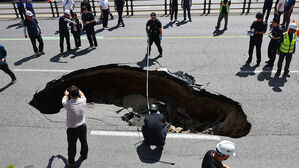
[23,11,44,55]
[114,0,125,27]
[265,18,283,67]
[181,0,192,22]
[215,0,231,30]
[142,104,169,149]
[246,12,267,67]
[201,140,236,168]
[59,10,76,54]
[0,44,17,84]
[146,12,163,57]
[275,23,297,78]
[82,7,97,48]
[170,0,178,21]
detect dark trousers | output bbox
[282,10,292,27]
[86,27,97,47]
[17,6,25,20]
[29,35,44,53]
[148,36,162,55]
[102,9,109,27]
[141,125,168,146]
[170,5,178,20]
[274,11,283,24]
[277,52,293,75]
[67,124,88,164]
[248,37,263,63]
[117,6,124,24]
[183,6,191,20]
[60,32,71,53]
[72,31,81,48]
[0,64,16,81]
[267,39,280,66]
[262,1,273,23]
[216,13,228,28]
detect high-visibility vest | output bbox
[219,0,230,13]
[280,32,297,53]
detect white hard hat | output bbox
[25,11,33,16]
[288,23,298,30]
[216,140,236,157]
[64,10,71,15]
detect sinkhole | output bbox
[29,64,251,138]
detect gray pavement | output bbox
[0,14,299,167]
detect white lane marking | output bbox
[238,70,299,73]
[90,130,221,141]
[13,69,73,72]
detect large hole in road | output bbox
[29,64,251,138]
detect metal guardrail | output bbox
[0,0,298,19]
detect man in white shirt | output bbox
[62,85,88,167]
[62,0,75,16]
[99,0,110,28]
[275,0,285,24]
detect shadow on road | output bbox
[0,82,13,93]
[268,76,287,92]
[163,21,176,29]
[235,63,258,78]
[6,21,23,29]
[176,20,188,27]
[50,53,69,63]
[70,47,95,59]
[137,54,161,68]
[108,24,121,31]
[50,47,95,62]
[257,65,273,82]
[95,28,105,34]
[213,28,226,36]
[14,54,41,66]
[136,143,162,164]
[47,154,85,168]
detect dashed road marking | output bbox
[90,130,221,141]
[13,69,73,73]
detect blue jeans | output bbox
[142,125,168,146]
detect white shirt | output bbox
[62,95,86,128]
[62,0,74,11]
[277,0,286,12]
[99,0,109,10]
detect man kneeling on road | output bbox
[62,85,88,167]
[201,140,236,168]
[142,104,169,149]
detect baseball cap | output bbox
[64,10,71,16]
[150,12,156,17]
[25,11,33,17]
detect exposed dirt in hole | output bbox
[29,64,251,138]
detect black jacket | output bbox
[70,19,82,34]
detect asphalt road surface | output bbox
[0,13,299,167]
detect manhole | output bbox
[29,64,251,138]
